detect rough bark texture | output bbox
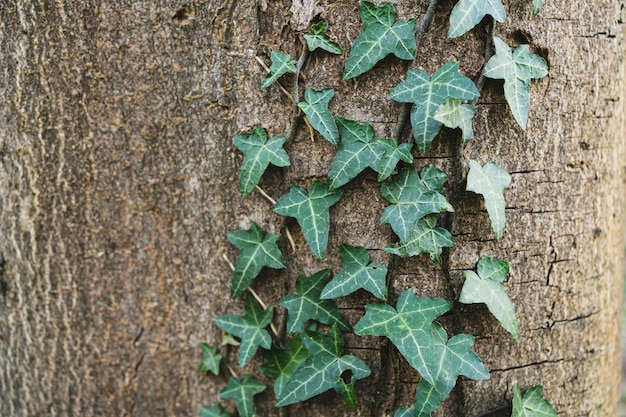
[0,1,624,416]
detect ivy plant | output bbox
[261,50,296,90]
[199,343,222,376]
[220,375,266,417]
[298,88,339,146]
[512,385,557,417]
[448,0,506,38]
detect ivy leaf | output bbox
[532,0,545,16]
[321,244,388,300]
[466,160,511,241]
[433,98,477,142]
[304,20,343,54]
[460,256,519,341]
[419,165,448,193]
[343,1,416,80]
[275,325,372,406]
[261,50,296,90]
[279,269,351,334]
[233,126,290,198]
[298,88,339,146]
[383,215,454,263]
[220,375,266,417]
[354,289,452,385]
[212,295,274,367]
[200,405,230,417]
[227,222,286,298]
[375,138,413,182]
[483,37,549,129]
[413,323,489,416]
[260,333,310,398]
[380,166,454,243]
[390,62,479,153]
[393,407,414,417]
[199,343,222,375]
[447,0,506,38]
[274,181,343,259]
[512,385,557,417]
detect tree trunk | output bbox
[0,1,624,416]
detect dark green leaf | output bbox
[298,88,339,145]
[483,37,549,129]
[200,405,230,417]
[279,269,351,334]
[448,0,506,38]
[233,126,290,198]
[354,289,452,385]
[220,375,266,417]
[512,385,557,417]
[273,181,343,259]
[343,1,416,80]
[433,98,477,142]
[304,21,343,54]
[321,244,388,300]
[199,343,222,375]
[261,50,296,90]
[460,256,519,341]
[390,62,479,153]
[375,138,413,182]
[466,160,511,241]
[212,295,274,367]
[227,222,285,298]
[275,325,371,406]
[419,165,448,193]
[384,215,455,263]
[260,333,310,398]
[380,166,453,243]
[394,407,414,417]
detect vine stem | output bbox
[471,17,495,105]
[285,36,309,145]
[255,186,296,252]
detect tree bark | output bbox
[0,1,624,416]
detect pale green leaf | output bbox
[433,98,477,142]
[380,166,453,243]
[298,88,339,145]
[260,333,309,398]
[274,181,343,259]
[483,37,548,129]
[343,1,416,80]
[279,269,351,334]
[200,405,230,417]
[261,50,296,90]
[532,0,545,16]
[227,222,285,298]
[512,385,557,417]
[304,20,343,54]
[233,126,290,198]
[354,289,452,385]
[321,244,388,300]
[275,325,371,406]
[220,375,266,417]
[466,160,511,241]
[212,295,273,367]
[384,215,454,263]
[390,62,479,153]
[460,256,518,340]
[199,343,222,375]
[448,0,506,38]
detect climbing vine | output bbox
[200,1,556,416]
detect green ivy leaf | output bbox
[483,37,549,129]
[261,50,296,90]
[200,405,230,417]
[376,138,413,182]
[233,126,290,198]
[448,0,506,39]
[532,0,545,16]
[212,295,274,367]
[304,20,343,54]
[380,166,453,243]
[220,375,266,417]
[466,160,511,241]
[227,222,286,298]
[343,1,416,80]
[419,165,448,193]
[413,323,489,416]
[275,325,371,406]
[279,269,351,334]
[383,215,455,263]
[390,62,479,153]
[354,289,452,385]
[460,256,519,341]
[512,385,557,417]
[393,407,414,417]
[273,181,343,259]
[433,98,477,142]
[321,244,388,300]
[260,333,310,398]
[199,343,222,375]
[298,88,339,145]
